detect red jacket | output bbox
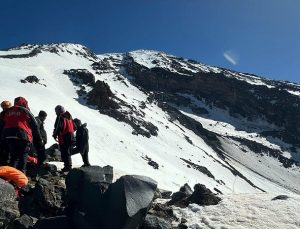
[53,111,75,144]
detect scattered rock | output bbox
[141,214,172,229]
[272,195,290,201]
[158,189,172,199]
[188,184,221,206]
[142,155,159,169]
[168,183,221,207]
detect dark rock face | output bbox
[87,80,119,109]
[124,55,300,147]
[63,69,95,86]
[141,215,172,229]
[231,136,299,168]
[168,183,221,207]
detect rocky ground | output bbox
[0,149,221,229]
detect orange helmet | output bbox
[1,100,12,109]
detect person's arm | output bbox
[53,115,63,140]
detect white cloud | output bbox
[223,50,239,65]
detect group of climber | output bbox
[0,96,90,175]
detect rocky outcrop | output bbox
[124,55,300,147]
[167,183,221,208]
[63,69,95,86]
[86,80,119,109]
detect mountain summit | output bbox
[0,43,300,194]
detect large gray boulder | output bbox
[65,165,113,214]
[98,175,158,229]
[0,178,19,227]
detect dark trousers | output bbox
[4,139,31,172]
[60,134,73,169]
[72,146,90,166]
[0,142,9,166]
[37,145,46,166]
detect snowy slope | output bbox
[172,193,300,228]
[1,44,300,195]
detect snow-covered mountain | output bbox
[1,43,300,195]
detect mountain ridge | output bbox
[0,43,300,194]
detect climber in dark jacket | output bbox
[35,110,47,166]
[53,105,75,172]
[73,118,91,167]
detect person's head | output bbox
[73,118,82,128]
[14,97,29,109]
[1,100,12,111]
[55,105,65,116]
[38,110,47,121]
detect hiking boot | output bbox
[81,163,91,167]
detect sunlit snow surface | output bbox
[172,193,300,229]
[0,44,300,196]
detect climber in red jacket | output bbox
[1,97,43,172]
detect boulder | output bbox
[168,183,221,207]
[0,178,17,201]
[141,215,172,229]
[179,183,193,195]
[10,214,37,229]
[0,200,20,228]
[33,216,73,229]
[98,175,158,229]
[187,184,221,206]
[65,165,113,214]
[34,178,66,216]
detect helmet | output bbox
[1,100,12,109]
[38,110,47,118]
[73,118,82,127]
[55,105,65,114]
[14,97,29,109]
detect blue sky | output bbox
[1,0,300,83]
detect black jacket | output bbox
[36,116,47,145]
[76,123,89,153]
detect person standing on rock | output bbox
[35,110,48,166]
[73,118,91,167]
[1,97,43,172]
[53,105,75,172]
